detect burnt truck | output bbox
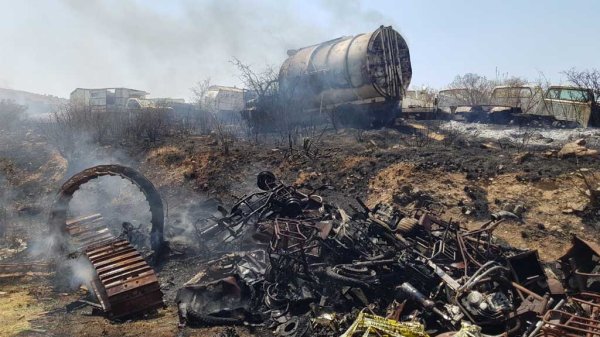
[436,85,600,127]
[243,26,412,129]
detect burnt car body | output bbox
[436,88,521,124]
[436,85,600,127]
[534,86,600,127]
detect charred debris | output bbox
[173,171,600,337]
[3,163,599,336]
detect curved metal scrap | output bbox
[48,164,165,252]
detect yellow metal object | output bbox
[454,322,483,337]
[340,312,430,337]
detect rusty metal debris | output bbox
[538,292,600,337]
[559,235,600,294]
[45,165,166,319]
[85,238,164,319]
[0,261,53,278]
[177,171,600,336]
[48,164,165,254]
[64,213,164,319]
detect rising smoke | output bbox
[0,0,396,98]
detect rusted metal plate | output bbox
[66,215,164,319]
[0,262,53,278]
[84,239,163,319]
[65,213,116,249]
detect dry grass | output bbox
[0,285,45,336]
[146,146,185,166]
[367,162,598,261]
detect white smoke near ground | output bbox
[0,0,396,98]
[69,176,153,236]
[54,255,97,291]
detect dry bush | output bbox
[0,99,26,131]
[440,122,467,147]
[210,113,237,155]
[578,170,600,210]
[447,73,496,105]
[40,104,176,161]
[127,108,172,143]
[563,68,600,102]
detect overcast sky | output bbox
[1,0,599,100]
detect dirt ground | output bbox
[1,121,600,336]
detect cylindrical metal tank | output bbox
[279,25,412,109]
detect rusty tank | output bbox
[278,25,412,126]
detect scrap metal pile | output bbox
[177,172,600,336]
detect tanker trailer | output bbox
[276,25,412,128]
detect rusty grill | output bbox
[66,214,164,319]
[541,293,600,337]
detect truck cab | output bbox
[436,88,520,123]
[536,86,599,127]
[490,85,542,114]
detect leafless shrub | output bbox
[353,129,365,143]
[446,73,496,105]
[563,68,600,102]
[496,137,512,150]
[0,99,26,131]
[128,108,172,144]
[441,122,467,147]
[515,129,534,154]
[39,105,88,158]
[210,113,238,155]
[577,170,600,211]
[401,125,434,148]
[40,103,177,161]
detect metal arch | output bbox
[48,164,165,253]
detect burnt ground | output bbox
[1,121,600,336]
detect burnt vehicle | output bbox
[490,85,542,114]
[242,25,412,129]
[436,88,523,124]
[436,85,600,128]
[534,86,600,128]
[400,89,441,120]
[490,85,600,127]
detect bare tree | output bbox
[230,58,278,100]
[231,58,283,137]
[447,73,496,105]
[191,78,212,108]
[501,76,528,87]
[562,68,600,102]
[190,78,213,134]
[191,78,240,154]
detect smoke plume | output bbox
[0,0,395,98]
